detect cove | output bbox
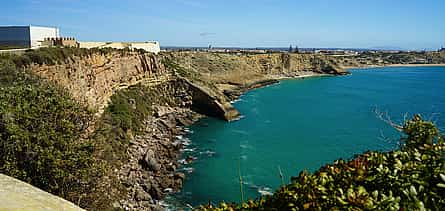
[169,66,445,208]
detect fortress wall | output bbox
[78,41,161,54]
[78,41,107,49]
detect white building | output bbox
[79,41,161,54]
[0,25,60,48]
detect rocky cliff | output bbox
[29,51,344,121]
[20,50,345,210]
[29,52,170,114]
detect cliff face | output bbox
[164,52,346,103]
[28,51,344,121]
[167,52,346,86]
[29,52,170,114]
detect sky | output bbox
[1,0,445,49]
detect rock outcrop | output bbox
[179,78,240,121]
[28,52,242,121]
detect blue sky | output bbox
[1,0,444,49]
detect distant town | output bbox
[162,45,445,55]
[0,25,444,57]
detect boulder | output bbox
[141,150,161,172]
[135,189,152,202]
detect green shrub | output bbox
[199,115,445,210]
[0,60,98,199]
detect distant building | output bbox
[439,47,445,52]
[78,41,161,54]
[0,25,59,48]
[0,25,161,54]
[42,37,78,48]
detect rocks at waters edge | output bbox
[117,107,201,210]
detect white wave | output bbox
[232,129,249,135]
[178,159,187,165]
[231,115,245,121]
[181,148,196,152]
[181,167,194,173]
[239,144,253,149]
[258,187,273,196]
[199,150,216,157]
[230,98,243,104]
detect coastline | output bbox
[116,62,445,209]
[163,72,339,208]
[344,63,445,70]
[165,64,445,207]
[222,72,335,101]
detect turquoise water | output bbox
[171,66,445,207]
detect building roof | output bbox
[0,25,58,29]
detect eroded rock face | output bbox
[29,52,170,114]
[179,78,240,121]
[0,174,84,211]
[29,52,242,121]
[28,51,345,122]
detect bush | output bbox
[0,60,98,199]
[199,115,445,210]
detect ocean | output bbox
[168,66,445,208]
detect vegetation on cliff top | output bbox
[0,49,160,209]
[0,48,191,209]
[199,115,445,210]
[0,46,140,67]
[0,55,100,200]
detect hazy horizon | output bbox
[2,0,444,50]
